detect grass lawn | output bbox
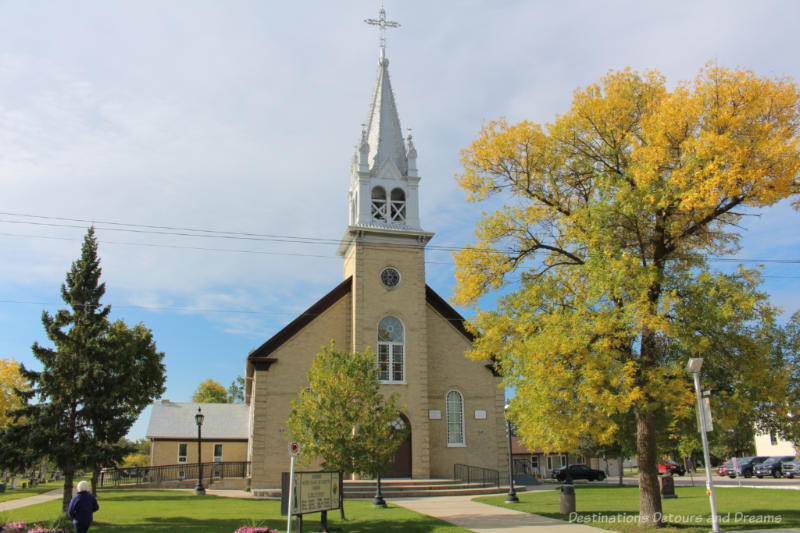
[476,485,799,532]
[0,480,65,504]
[1,490,471,533]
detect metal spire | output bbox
[364,2,400,59]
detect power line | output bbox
[0,232,455,265]
[0,212,467,252]
[0,211,798,263]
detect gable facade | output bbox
[245,19,505,490]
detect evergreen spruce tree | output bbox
[6,227,166,511]
[19,227,111,510]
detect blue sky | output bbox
[1,1,798,441]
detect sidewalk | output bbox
[0,489,63,513]
[394,495,606,533]
[393,494,800,533]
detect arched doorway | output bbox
[385,414,411,478]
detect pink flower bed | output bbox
[233,528,277,533]
[1,522,65,533]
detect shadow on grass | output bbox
[95,507,457,533]
[98,493,202,503]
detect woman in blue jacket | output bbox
[67,481,99,533]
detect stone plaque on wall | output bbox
[429,410,442,419]
[474,410,486,419]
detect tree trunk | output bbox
[618,454,624,486]
[91,466,99,495]
[636,408,663,527]
[61,456,74,513]
[39,458,48,482]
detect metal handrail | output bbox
[99,461,250,487]
[453,463,500,487]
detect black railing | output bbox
[99,461,250,488]
[453,464,500,487]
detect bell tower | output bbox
[337,4,434,479]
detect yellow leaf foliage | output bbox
[454,64,799,454]
[0,358,28,428]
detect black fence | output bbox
[453,464,499,487]
[99,461,250,487]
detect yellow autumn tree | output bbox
[454,64,800,526]
[0,358,28,428]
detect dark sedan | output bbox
[728,456,769,478]
[754,456,795,478]
[552,464,606,482]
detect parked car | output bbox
[728,456,769,478]
[716,460,732,476]
[753,456,795,478]
[782,457,800,479]
[657,460,686,476]
[552,464,606,482]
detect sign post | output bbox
[287,442,300,533]
[281,470,342,533]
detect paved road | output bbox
[575,475,800,490]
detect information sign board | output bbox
[281,471,342,516]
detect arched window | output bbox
[446,390,465,446]
[390,188,406,223]
[371,187,387,222]
[377,316,404,382]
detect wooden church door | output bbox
[385,414,411,478]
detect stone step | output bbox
[251,479,522,499]
[343,485,522,498]
[344,478,469,489]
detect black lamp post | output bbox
[373,473,386,507]
[194,408,205,495]
[505,404,519,503]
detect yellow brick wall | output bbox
[247,231,506,488]
[344,236,432,479]
[150,439,248,466]
[248,293,351,489]
[425,304,508,481]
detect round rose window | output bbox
[380,267,400,288]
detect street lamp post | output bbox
[687,358,720,533]
[505,404,519,503]
[194,408,205,496]
[373,473,386,507]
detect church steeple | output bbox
[363,55,408,176]
[347,4,422,231]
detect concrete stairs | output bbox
[252,478,524,499]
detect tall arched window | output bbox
[390,188,406,223]
[371,186,387,222]
[377,316,404,382]
[446,390,465,446]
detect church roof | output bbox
[247,278,478,362]
[248,277,353,366]
[363,55,408,175]
[146,401,249,440]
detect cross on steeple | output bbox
[364,2,400,59]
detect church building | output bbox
[147,10,508,490]
[244,18,507,490]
